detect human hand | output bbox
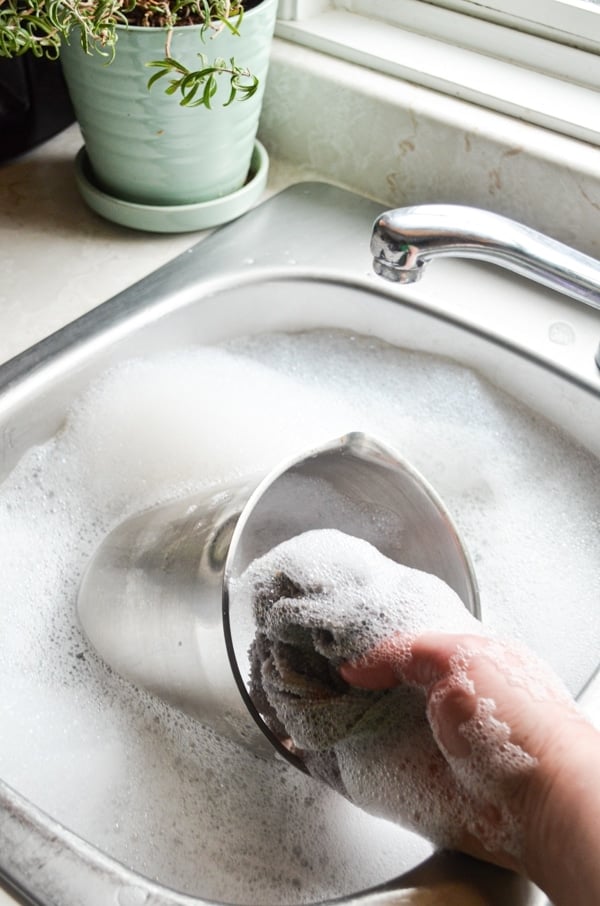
[341,632,600,905]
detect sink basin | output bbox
[0,182,599,906]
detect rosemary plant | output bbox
[0,0,260,107]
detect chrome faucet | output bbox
[370,204,600,369]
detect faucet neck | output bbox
[371,204,600,313]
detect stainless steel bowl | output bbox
[77,430,480,769]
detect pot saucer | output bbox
[74,141,269,234]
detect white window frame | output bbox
[275,0,600,146]
[333,0,600,52]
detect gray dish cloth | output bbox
[240,529,482,798]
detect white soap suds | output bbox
[239,528,568,859]
[243,529,481,652]
[420,637,581,855]
[236,528,481,753]
[0,330,598,901]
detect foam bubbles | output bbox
[238,529,482,753]
[239,529,551,859]
[61,348,358,513]
[0,329,599,901]
[243,529,480,649]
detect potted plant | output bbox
[0,0,278,230]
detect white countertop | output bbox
[0,123,310,369]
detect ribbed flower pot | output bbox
[60,0,276,215]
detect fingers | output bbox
[339,657,400,690]
[404,633,476,687]
[427,681,477,758]
[340,631,488,690]
[340,630,582,780]
[339,629,590,876]
[339,631,511,763]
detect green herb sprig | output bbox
[146,53,258,106]
[0,0,256,105]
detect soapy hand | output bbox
[341,632,600,906]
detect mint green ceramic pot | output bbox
[60,0,277,206]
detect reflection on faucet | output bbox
[370,204,600,370]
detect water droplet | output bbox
[548,321,575,345]
[117,886,147,906]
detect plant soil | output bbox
[125,0,263,29]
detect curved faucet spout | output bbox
[371,204,600,315]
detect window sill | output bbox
[275,8,600,147]
[259,37,600,259]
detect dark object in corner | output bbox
[0,56,75,164]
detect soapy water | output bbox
[238,528,483,753]
[0,329,599,902]
[237,528,578,861]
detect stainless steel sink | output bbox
[1,182,599,906]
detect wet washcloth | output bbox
[234,529,484,817]
[238,529,568,859]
